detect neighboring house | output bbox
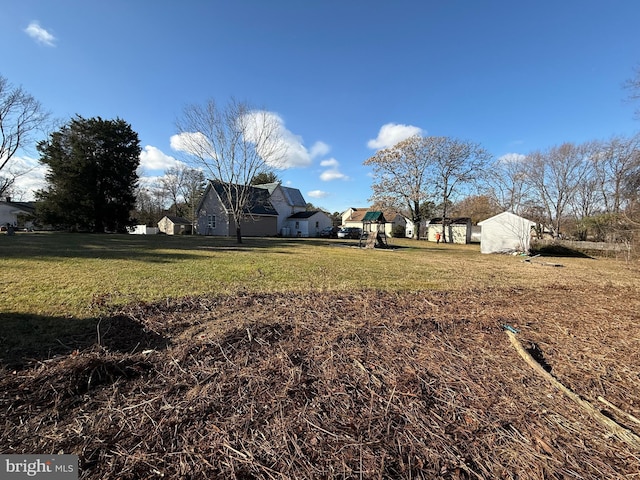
[0,198,36,230]
[195,180,278,236]
[341,207,409,237]
[477,211,535,254]
[158,215,192,235]
[341,207,368,229]
[283,210,332,237]
[426,218,472,244]
[254,182,307,234]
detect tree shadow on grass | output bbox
[0,312,170,370]
[529,243,593,258]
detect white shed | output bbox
[478,212,535,254]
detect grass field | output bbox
[2,232,637,317]
[2,232,640,478]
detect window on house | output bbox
[295,221,299,229]
[207,215,216,228]
[315,221,319,228]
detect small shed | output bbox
[477,212,535,254]
[427,218,472,244]
[158,215,192,235]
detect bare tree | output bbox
[363,135,436,239]
[364,135,490,241]
[593,134,640,214]
[158,165,206,219]
[175,99,287,243]
[0,75,49,196]
[625,64,640,119]
[526,143,590,238]
[487,154,532,215]
[429,137,491,242]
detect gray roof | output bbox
[281,186,306,208]
[164,215,191,225]
[0,201,36,215]
[288,211,321,219]
[210,180,278,216]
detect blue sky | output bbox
[3,1,639,213]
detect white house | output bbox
[478,212,535,254]
[254,183,307,234]
[0,198,36,230]
[283,210,332,237]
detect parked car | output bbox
[319,226,339,238]
[337,227,362,239]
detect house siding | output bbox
[283,211,332,237]
[229,215,278,236]
[478,212,535,254]
[196,193,230,236]
[266,187,290,233]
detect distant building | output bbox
[195,180,279,236]
[158,215,192,235]
[283,210,332,237]
[0,197,36,230]
[341,207,409,237]
[426,218,472,244]
[477,212,535,254]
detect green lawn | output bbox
[2,232,637,318]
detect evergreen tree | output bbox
[36,116,141,232]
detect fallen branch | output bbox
[597,396,640,427]
[505,330,640,449]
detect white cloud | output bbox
[320,170,348,181]
[319,157,349,181]
[367,123,423,150]
[139,145,182,171]
[310,141,330,159]
[498,153,526,164]
[320,158,339,168]
[307,190,328,199]
[242,110,313,169]
[170,132,215,159]
[4,156,47,200]
[24,22,56,47]
[174,112,315,169]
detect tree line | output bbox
[1,71,639,242]
[365,133,640,244]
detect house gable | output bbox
[254,182,307,232]
[195,180,278,236]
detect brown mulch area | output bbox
[2,286,639,479]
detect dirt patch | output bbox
[2,287,639,479]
